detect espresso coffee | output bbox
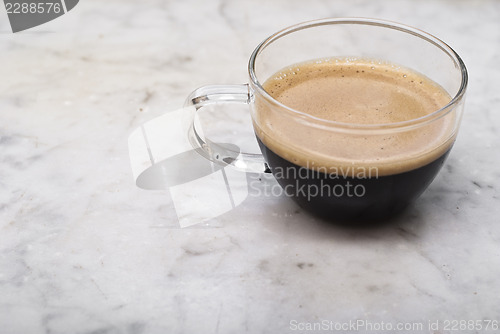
[254,58,455,221]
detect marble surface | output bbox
[1,0,500,333]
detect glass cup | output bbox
[184,18,468,222]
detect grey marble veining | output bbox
[1,0,500,333]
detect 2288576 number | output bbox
[443,319,499,331]
[5,2,62,14]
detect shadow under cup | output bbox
[248,19,468,222]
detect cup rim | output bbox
[248,17,468,132]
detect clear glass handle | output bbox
[184,84,270,173]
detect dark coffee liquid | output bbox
[258,137,451,222]
[254,59,455,222]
